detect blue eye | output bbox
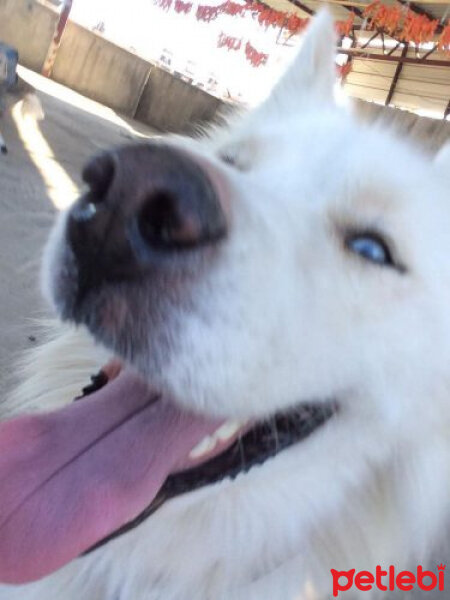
[346,234,393,267]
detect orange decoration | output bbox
[245,41,268,67]
[438,24,450,53]
[174,0,192,13]
[196,4,222,22]
[155,0,450,68]
[218,32,242,51]
[337,61,353,79]
[363,1,443,46]
[286,14,308,35]
[336,13,355,38]
[400,11,438,45]
[154,0,173,9]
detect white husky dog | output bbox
[1,11,450,600]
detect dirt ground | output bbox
[0,67,155,393]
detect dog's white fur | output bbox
[2,11,450,599]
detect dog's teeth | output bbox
[189,421,246,460]
[189,436,217,459]
[214,421,243,442]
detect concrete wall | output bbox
[0,0,57,72]
[136,67,224,133]
[50,21,224,131]
[51,21,151,116]
[0,0,224,131]
[354,100,450,152]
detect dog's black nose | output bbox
[67,143,227,292]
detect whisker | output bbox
[238,434,246,471]
[270,417,280,453]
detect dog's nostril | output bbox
[82,153,115,201]
[138,191,203,250]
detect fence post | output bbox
[42,0,73,78]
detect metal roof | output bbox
[264,0,450,118]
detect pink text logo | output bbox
[331,565,446,597]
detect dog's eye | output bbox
[219,151,238,167]
[346,233,394,267]
[218,145,250,171]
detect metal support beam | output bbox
[42,0,73,78]
[445,100,450,119]
[287,0,315,16]
[421,44,438,61]
[385,43,408,106]
[342,4,364,19]
[338,47,450,68]
[387,41,402,56]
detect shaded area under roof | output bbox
[263,0,450,118]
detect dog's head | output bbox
[2,11,450,588]
[44,12,450,423]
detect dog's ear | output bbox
[263,9,337,112]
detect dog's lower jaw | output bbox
[2,406,439,600]
[3,331,447,600]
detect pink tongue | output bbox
[0,370,222,584]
